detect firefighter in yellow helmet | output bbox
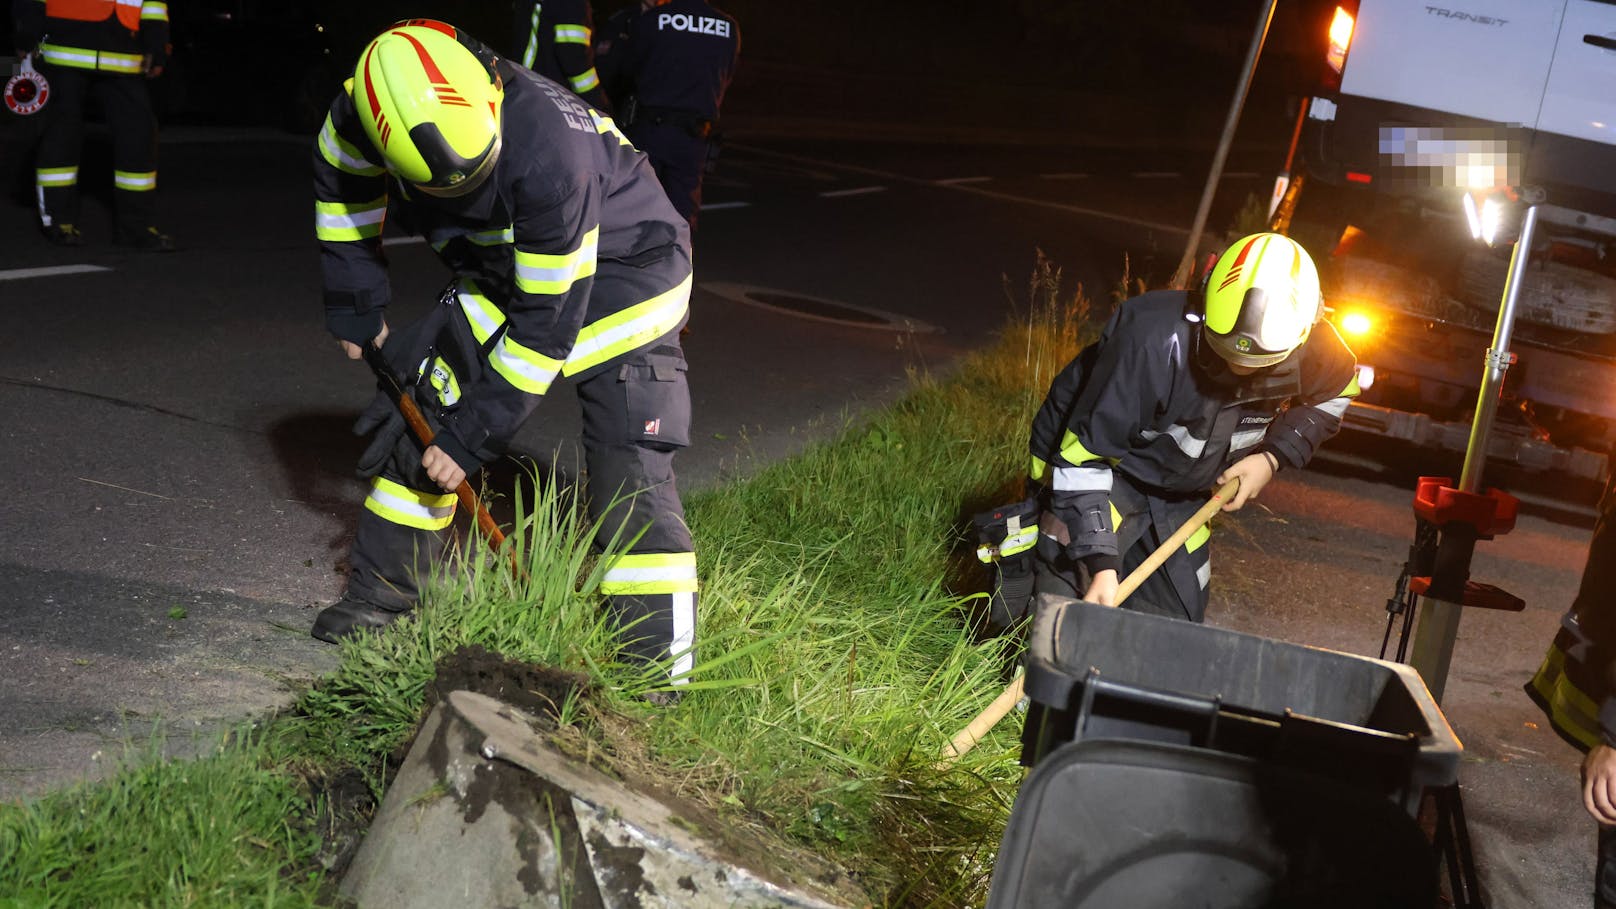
[311,21,696,699]
[974,233,1360,633]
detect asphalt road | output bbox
[0,121,1600,907]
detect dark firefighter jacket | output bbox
[600,0,739,125]
[13,0,169,74]
[1030,289,1360,576]
[1528,472,1616,752]
[511,0,608,110]
[313,59,689,472]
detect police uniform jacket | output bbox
[608,0,738,123]
[1030,289,1359,576]
[313,59,691,474]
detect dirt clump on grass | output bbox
[422,642,594,728]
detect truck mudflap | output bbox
[1342,400,1609,481]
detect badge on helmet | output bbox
[1200,232,1323,370]
[353,21,505,197]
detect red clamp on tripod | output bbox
[1381,477,1525,664]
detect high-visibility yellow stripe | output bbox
[1030,455,1048,484]
[490,333,564,395]
[570,68,601,93]
[36,167,77,187]
[113,170,156,192]
[563,273,691,375]
[1530,645,1603,750]
[515,227,599,295]
[319,117,385,176]
[315,198,386,242]
[364,477,456,531]
[1059,430,1105,466]
[1342,372,1362,398]
[1186,524,1210,553]
[601,552,699,595]
[592,111,634,147]
[39,44,144,72]
[140,0,167,21]
[457,282,506,345]
[555,24,591,44]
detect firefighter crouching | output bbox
[976,233,1361,634]
[311,20,697,700]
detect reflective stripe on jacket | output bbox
[1029,289,1358,566]
[313,60,690,465]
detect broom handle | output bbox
[938,477,1240,764]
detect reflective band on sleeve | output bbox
[515,227,599,295]
[555,24,591,44]
[466,226,514,247]
[490,332,563,395]
[365,477,457,531]
[140,0,167,21]
[98,51,143,73]
[456,282,507,345]
[1316,395,1351,419]
[113,170,156,192]
[1139,423,1208,459]
[315,197,386,242]
[1053,464,1112,493]
[1029,455,1048,484]
[36,167,77,187]
[601,551,700,595]
[1186,524,1210,554]
[669,591,695,684]
[563,273,692,375]
[1229,427,1266,452]
[1059,430,1113,467]
[1342,373,1362,398]
[570,68,601,93]
[319,117,385,176]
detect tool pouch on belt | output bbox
[973,497,1041,633]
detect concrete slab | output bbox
[341,690,861,909]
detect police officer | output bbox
[598,0,739,231]
[11,0,173,249]
[511,0,609,111]
[310,20,697,698]
[978,234,1360,633]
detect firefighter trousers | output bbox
[33,62,158,236]
[345,274,697,685]
[1033,476,1213,623]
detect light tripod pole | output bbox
[1408,204,1539,702]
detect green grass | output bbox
[0,255,1099,908]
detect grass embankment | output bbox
[0,257,1097,908]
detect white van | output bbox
[1293,0,1616,482]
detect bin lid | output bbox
[985,739,1437,909]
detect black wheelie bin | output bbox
[985,595,1462,909]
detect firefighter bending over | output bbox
[975,233,1360,631]
[310,21,697,699]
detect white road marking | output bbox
[819,186,888,198]
[731,144,1190,236]
[701,201,752,211]
[382,236,427,247]
[0,264,111,281]
[935,176,992,186]
[1040,172,1090,180]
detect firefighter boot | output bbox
[310,595,409,644]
